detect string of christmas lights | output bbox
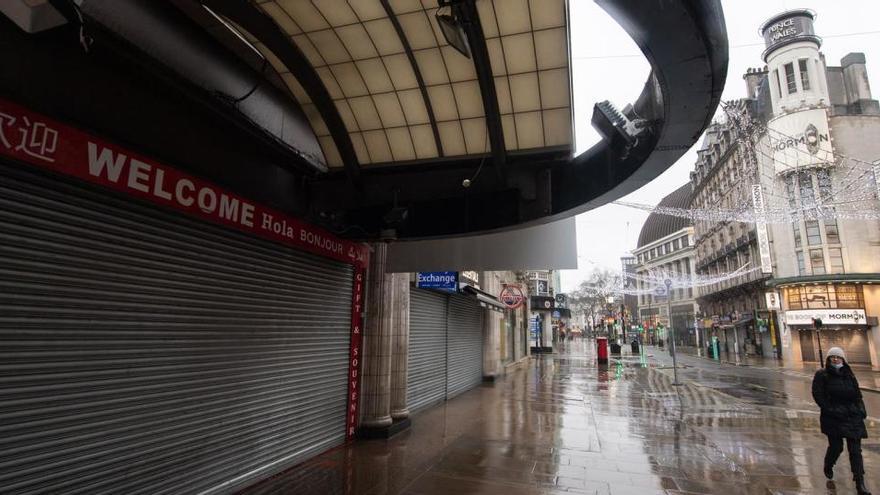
[612,104,880,223]
[576,264,761,297]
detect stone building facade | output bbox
[634,184,699,347]
[689,110,774,358]
[691,9,880,367]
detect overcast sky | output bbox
[560,0,880,292]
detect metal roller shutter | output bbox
[446,294,483,399]
[724,328,737,354]
[407,289,448,412]
[0,164,353,495]
[819,328,870,364]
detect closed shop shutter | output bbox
[799,329,816,360]
[819,328,870,364]
[407,289,448,412]
[724,327,738,354]
[0,164,353,495]
[446,294,483,399]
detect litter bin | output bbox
[596,336,608,364]
[609,343,621,355]
[631,341,640,354]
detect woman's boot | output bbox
[823,449,835,479]
[855,475,871,495]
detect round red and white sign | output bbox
[499,285,525,309]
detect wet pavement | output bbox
[647,345,880,416]
[670,345,880,393]
[241,340,880,495]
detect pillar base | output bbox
[357,418,411,440]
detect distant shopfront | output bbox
[781,284,877,365]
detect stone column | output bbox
[542,312,553,349]
[390,273,410,420]
[482,309,498,380]
[360,243,394,430]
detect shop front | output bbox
[670,304,696,347]
[787,309,872,364]
[781,284,877,366]
[407,274,498,412]
[640,307,660,345]
[0,99,369,494]
[530,296,555,353]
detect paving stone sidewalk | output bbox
[665,344,880,393]
[243,341,880,495]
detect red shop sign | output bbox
[0,99,368,269]
[499,284,525,309]
[0,98,369,441]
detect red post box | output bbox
[596,336,608,364]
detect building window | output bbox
[798,59,811,90]
[825,219,840,244]
[784,62,797,93]
[785,174,797,209]
[793,225,802,248]
[836,285,862,308]
[805,220,821,245]
[817,169,832,202]
[799,170,816,207]
[774,69,783,99]
[673,239,680,250]
[810,248,826,275]
[796,251,806,275]
[786,284,864,310]
[829,248,844,274]
[787,288,801,309]
[676,261,683,299]
[681,235,689,247]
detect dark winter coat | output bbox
[812,362,868,439]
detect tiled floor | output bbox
[241,341,879,494]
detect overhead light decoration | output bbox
[612,105,880,223]
[436,1,471,58]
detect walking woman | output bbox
[812,347,871,494]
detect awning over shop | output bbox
[461,285,505,312]
[733,315,754,326]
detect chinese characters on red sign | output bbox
[0,98,369,442]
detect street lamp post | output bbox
[666,278,681,386]
[813,317,824,363]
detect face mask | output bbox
[831,362,844,369]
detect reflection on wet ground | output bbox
[241,340,879,495]
[672,347,880,393]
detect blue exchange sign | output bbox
[416,271,458,292]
